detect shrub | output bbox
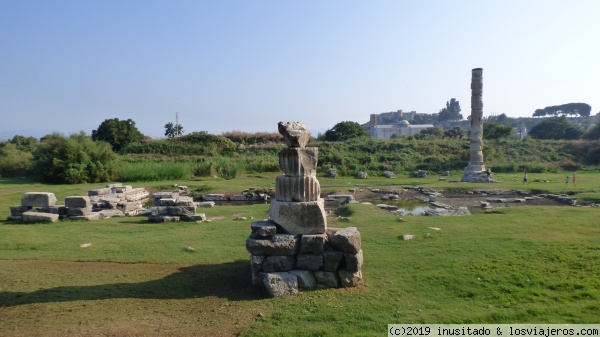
[0,143,34,177]
[34,132,118,184]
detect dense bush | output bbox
[0,143,34,177]
[122,132,237,156]
[34,132,118,184]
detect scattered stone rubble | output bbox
[246,122,364,297]
[8,184,150,222]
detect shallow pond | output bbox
[363,198,444,216]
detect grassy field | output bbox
[1,173,599,336]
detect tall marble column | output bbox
[462,68,493,182]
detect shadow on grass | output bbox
[0,260,268,307]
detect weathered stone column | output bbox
[246,121,364,296]
[462,68,493,182]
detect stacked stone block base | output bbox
[148,193,205,222]
[246,221,363,297]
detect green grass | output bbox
[1,175,599,335]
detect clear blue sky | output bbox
[1,0,599,139]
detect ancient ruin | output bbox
[148,190,206,223]
[462,68,493,182]
[246,122,363,296]
[7,184,150,222]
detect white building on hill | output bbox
[369,119,434,140]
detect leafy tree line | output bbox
[533,103,591,118]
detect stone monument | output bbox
[462,68,493,182]
[245,122,364,296]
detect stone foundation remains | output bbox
[148,191,206,222]
[7,184,150,222]
[246,122,364,296]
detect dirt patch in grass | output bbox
[0,260,270,336]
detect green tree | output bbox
[444,126,466,139]
[164,122,184,138]
[437,98,462,121]
[91,118,144,152]
[582,120,600,140]
[8,135,38,152]
[0,143,34,177]
[483,122,514,140]
[419,127,444,138]
[532,103,592,118]
[528,117,583,140]
[324,121,371,141]
[34,132,118,184]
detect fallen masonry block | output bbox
[88,188,112,196]
[202,194,227,201]
[22,211,59,223]
[10,205,32,216]
[21,192,57,207]
[98,209,125,219]
[65,196,91,208]
[69,213,101,221]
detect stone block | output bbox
[189,214,207,222]
[314,271,338,289]
[339,270,363,287]
[98,209,125,219]
[198,201,215,208]
[328,227,361,254]
[296,254,323,271]
[246,235,300,256]
[167,206,196,216]
[299,234,326,254]
[40,205,67,215]
[344,249,364,271]
[163,216,180,222]
[7,215,22,221]
[251,271,264,286]
[10,205,31,216]
[67,206,92,216]
[322,250,344,271]
[64,196,91,208]
[202,194,227,201]
[262,255,295,272]
[113,185,132,193]
[263,272,298,297]
[107,183,123,188]
[150,206,169,215]
[251,220,277,238]
[21,192,57,207]
[250,255,265,272]
[68,213,100,221]
[22,211,59,223]
[153,192,179,205]
[269,199,327,235]
[148,215,165,222]
[159,198,177,206]
[289,270,316,290]
[88,188,112,196]
[278,121,310,148]
[279,147,318,177]
[275,175,320,202]
[175,196,195,206]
